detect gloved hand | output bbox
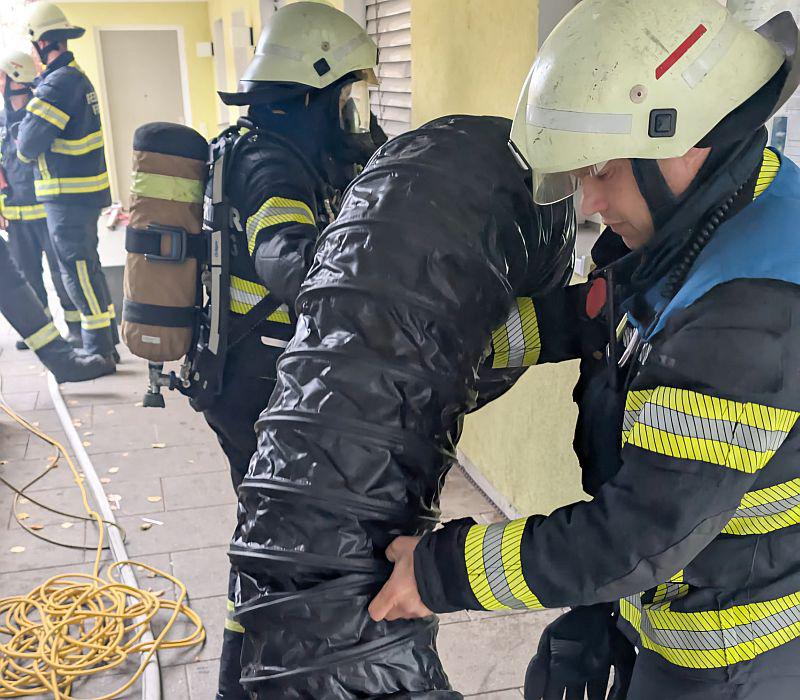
[524,603,635,700]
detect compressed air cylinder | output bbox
[122,122,207,362]
[229,115,575,698]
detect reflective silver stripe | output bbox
[683,16,739,89]
[637,402,791,454]
[330,33,371,63]
[502,304,525,367]
[480,523,533,611]
[734,494,800,519]
[230,285,262,309]
[527,105,633,135]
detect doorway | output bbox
[98,28,189,208]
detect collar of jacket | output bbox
[629,148,800,339]
[41,50,75,78]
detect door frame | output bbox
[94,25,192,203]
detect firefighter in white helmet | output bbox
[201,3,385,697]
[371,1,800,698]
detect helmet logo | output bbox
[655,24,707,79]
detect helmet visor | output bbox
[339,80,371,134]
[531,162,609,205]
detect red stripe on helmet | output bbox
[655,24,708,80]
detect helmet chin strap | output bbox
[630,159,684,232]
[33,40,59,65]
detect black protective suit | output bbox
[229,115,575,698]
[0,235,112,381]
[1,102,80,339]
[206,102,386,699]
[17,51,117,356]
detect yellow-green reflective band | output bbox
[81,312,111,330]
[27,97,70,130]
[25,321,60,351]
[76,260,103,316]
[246,196,315,255]
[722,478,800,535]
[267,305,291,324]
[464,519,543,611]
[651,570,688,606]
[754,149,780,200]
[17,150,33,164]
[490,297,541,369]
[130,171,203,204]
[37,153,51,180]
[51,130,104,156]
[63,309,82,323]
[0,202,46,221]
[623,386,799,474]
[35,172,110,197]
[229,275,291,324]
[107,303,116,319]
[621,590,800,669]
[225,599,245,633]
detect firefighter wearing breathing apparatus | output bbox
[0,49,82,351]
[202,3,384,697]
[17,2,118,365]
[370,1,800,698]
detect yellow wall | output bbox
[61,2,217,138]
[411,0,586,516]
[410,0,538,126]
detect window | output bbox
[366,0,412,137]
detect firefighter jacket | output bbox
[16,51,110,208]
[224,128,335,348]
[0,111,45,221]
[415,147,800,676]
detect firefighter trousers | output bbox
[44,202,118,355]
[202,335,282,700]
[6,218,80,329]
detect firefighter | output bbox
[18,2,118,363]
[207,3,384,697]
[370,1,800,698]
[0,235,113,381]
[0,49,82,351]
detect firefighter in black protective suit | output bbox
[205,3,385,697]
[0,49,82,351]
[372,1,800,699]
[17,2,118,366]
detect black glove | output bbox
[524,604,635,700]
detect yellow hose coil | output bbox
[0,402,206,699]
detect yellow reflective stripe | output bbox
[24,321,60,351]
[37,153,51,180]
[107,303,116,319]
[51,130,104,156]
[489,323,511,369]
[225,599,244,633]
[499,519,542,608]
[27,97,70,130]
[490,298,541,369]
[76,260,102,317]
[621,389,654,446]
[130,171,203,204]
[267,306,291,324]
[81,312,111,330]
[464,520,543,611]
[35,172,109,197]
[229,275,292,324]
[621,590,800,669]
[754,148,780,199]
[625,386,799,473]
[63,309,82,323]
[652,570,687,606]
[17,150,33,164]
[0,202,46,221]
[246,196,315,255]
[464,524,507,610]
[722,478,800,535]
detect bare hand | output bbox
[368,536,433,622]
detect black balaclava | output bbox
[3,79,33,125]
[248,78,386,191]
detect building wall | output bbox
[411,0,586,516]
[60,2,217,138]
